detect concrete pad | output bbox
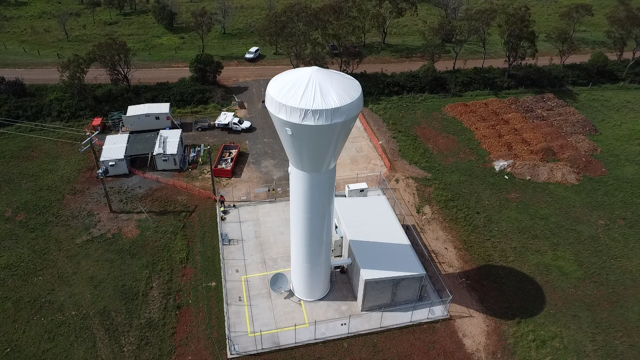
[220,200,450,357]
[337,119,386,177]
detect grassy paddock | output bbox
[368,86,640,359]
[0,0,636,67]
[0,132,209,359]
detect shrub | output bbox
[0,77,28,98]
[588,51,610,70]
[189,53,224,85]
[152,0,177,29]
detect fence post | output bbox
[314,320,316,339]
[260,330,263,349]
[348,315,351,333]
[294,323,296,343]
[380,308,384,327]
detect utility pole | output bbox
[207,146,217,199]
[82,132,114,213]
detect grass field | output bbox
[0,131,223,359]
[0,0,636,68]
[368,86,640,359]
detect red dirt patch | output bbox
[5,208,11,217]
[444,94,606,184]
[173,307,214,360]
[121,223,140,239]
[181,265,195,284]
[15,213,25,221]
[416,124,475,162]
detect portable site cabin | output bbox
[334,195,427,311]
[154,129,186,171]
[123,103,174,132]
[99,134,130,176]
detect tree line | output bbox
[258,0,639,77]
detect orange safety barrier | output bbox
[129,167,217,200]
[359,112,391,175]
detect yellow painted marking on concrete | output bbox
[242,268,310,336]
[242,275,251,335]
[245,268,291,279]
[301,300,309,324]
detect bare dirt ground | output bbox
[362,108,505,359]
[445,94,607,184]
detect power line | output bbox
[0,119,86,135]
[0,129,80,144]
[0,117,86,133]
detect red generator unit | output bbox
[213,143,241,178]
[91,117,104,132]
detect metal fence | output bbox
[217,172,453,357]
[226,298,451,356]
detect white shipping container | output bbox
[123,103,174,132]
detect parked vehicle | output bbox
[195,112,252,132]
[244,46,261,61]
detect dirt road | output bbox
[0,52,631,85]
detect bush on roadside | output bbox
[353,59,640,98]
[0,80,232,124]
[189,53,224,85]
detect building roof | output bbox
[126,103,171,116]
[125,131,159,156]
[154,129,182,155]
[335,195,426,280]
[100,134,129,161]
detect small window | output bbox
[162,157,168,162]
[155,116,160,120]
[108,161,116,167]
[173,158,177,166]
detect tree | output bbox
[349,0,375,46]
[259,3,285,54]
[86,0,101,24]
[56,11,72,41]
[468,1,497,68]
[372,0,418,45]
[215,0,233,35]
[278,2,327,68]
[58,54,92,94]
[152,0,177,29]
[606,0,640,77]
[192,7,215,53]
[496,4,538,76]
[545,27,578,67]
[91,38,133,87]
[546,3,593,66]
[189,53,224,84]
[421,32,448,65]
[430,0,463,20]
[104,0,115,19]
[431,11,474,70]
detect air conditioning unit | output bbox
[345,183,369,198]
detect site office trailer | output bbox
[123,103,174,132]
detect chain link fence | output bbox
[217,172,452,356]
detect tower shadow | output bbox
[442,264,546,320]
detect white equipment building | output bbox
[99,134,130,176]
[334,194,427,311]
[153,129,186,171]
[265,66,363,301]
[123,103,175,132]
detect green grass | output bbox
[0,131,221,359]
[0,0,638,68]
[368,86,640,359]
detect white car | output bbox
[244,46,260,61]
